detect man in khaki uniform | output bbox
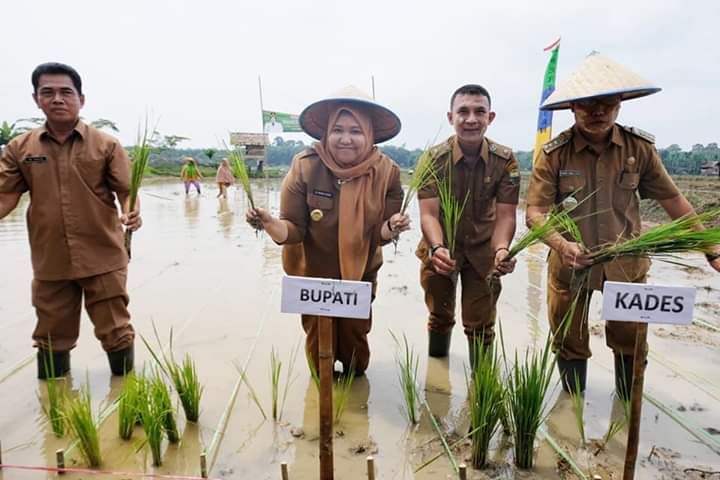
[526,52,720,397]
[418,84,520,363]
[0,62,142,378]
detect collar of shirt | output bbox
[451,136,488,167]
[571,123,625,153]
[38,119,87,143]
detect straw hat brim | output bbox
[299,97,401,143]
[541,87,661,111]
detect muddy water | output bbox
[0,178,718,479]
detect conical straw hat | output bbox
[541,52,661,111]
[299,85,401,143]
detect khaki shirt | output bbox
[416,135,520,275]
[527,124,680,290]
[0,121,130,280]
[279,149,403,281]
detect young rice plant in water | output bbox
[151,372,180,443]
[466,337,505,468]
[569,371,586,445]
[65,385,102,467]
[40,337,65,437]
[333,356,356,425]
[118,372,143,440]
[390,331,420,425]
[138,375,167,466]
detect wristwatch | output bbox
[429,244,444,258]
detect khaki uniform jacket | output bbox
[416,135,520,275]
[0,122,130,281]
[279,148,403,281]
[527,124,680,290]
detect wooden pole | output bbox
[623,323,648,479]
[0,439,3,468]
[281,461,289,480]
[459,463,467,480]
[318,316,334,480]
[200,451,208,478]
[56,449,65,474]
[258,75,267,174]
[366,455,375,480]
[371,76,376,100]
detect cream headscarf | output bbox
[313,104,394,280]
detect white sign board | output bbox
[602,281,696,325]
[281,275,372,320]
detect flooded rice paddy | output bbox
[0,178,718,479]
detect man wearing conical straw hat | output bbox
[526,52,720,398]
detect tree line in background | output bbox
[2,120,718,176]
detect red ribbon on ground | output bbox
[0,463,220,479]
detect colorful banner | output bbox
[533,38,560,164]
[263,110,302,134]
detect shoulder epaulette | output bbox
[296,147,318,160]
[621,125,655,144]
[428,141,451,160]
[487,138,513,160]
[542,130,572,155]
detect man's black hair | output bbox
[450,84,491,110]
[31,62,83,95]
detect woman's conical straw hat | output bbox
[541,51,661,111]
[299,85,401,143]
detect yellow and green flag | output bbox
[533,38,560,164]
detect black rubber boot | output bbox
[468,336,477,370]
[614,354,635,401]
[108,344,134,376]
[557,358,587,394]
[37,349,71,379]
[428,331,451,357]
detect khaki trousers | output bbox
[31,268,135,353]
[420,260,501,343]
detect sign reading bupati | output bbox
[602,282,696,325]
[281,276,372,319]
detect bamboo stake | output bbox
[458,463,467,480]
[200,452,208,478]
[0,439,3,468]
[366,456,375,480]
[319,316,334,480]
[281,461,289,480]
[56,449,65,474]
[623,324,648,479]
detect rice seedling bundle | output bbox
[124,122,152,259]
[65,385,102,467]
[333,357,356,425]
[118,372,142,440]
[390,332,420,425]
[400,148,436,215]
[589,208,720,264]
[40,338,65,437]
[436,163,469,258]
[466,338,505,468]
[150,373,180,443]
[233,362,267,420]
[505,206,586,263]
[268,345,299,422]
[226,144,255,209]
[504,335,556,469]
[138,384,165,466]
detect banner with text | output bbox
[602,281,696,325]
[281,275,372,319]
[263,110,302,134]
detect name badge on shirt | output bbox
[313,189,334,199]
[23,155,48,164]
[559,169,582,177]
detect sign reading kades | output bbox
[281,276,372,319]
[602,282,696,325]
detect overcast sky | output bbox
[2,0,718,151]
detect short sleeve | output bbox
[106,140,131,194]
[0,143,29,193]
[526,150,558,207]
[637,146,680,200]
[374,164,403,246]
[279,156,308,244]
[496,154,520,204]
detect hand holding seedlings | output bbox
[559,240,593,270]
[431,246,456,276]
[492,248,516,276]
[120,209,143,232]
[382,213,411,241]
[245,207,289,242]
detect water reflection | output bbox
[217,198,234,238]
[526,243,545,346]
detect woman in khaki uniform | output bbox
[246,86,410,375]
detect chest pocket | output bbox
[613,171,640,214]
[307,192,335,211]
[558,174,587,203]
[472,164,499,221]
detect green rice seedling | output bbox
[504,333,557,469]
[594,398,631,456]
[466,337,505,468]
[124,120,153,259]
[118,372,142,440]
[305,349,321,391]
[279,343,300,421]
[141,326,203,422]
[436,163,469,258]
[390,331,421,425]
[333,356,356,425]
[232,361,267,420]
[138,376,166,466]
[414,425,483,473]
[420,397,459,473]
[65,385,102,467]
[40,337,65,437]
[150,372,180,443]
[400,147,436,215]
[226,143,255,209]
[569,372,586,445]
[590,208,720,264]
[270,347,282,421]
